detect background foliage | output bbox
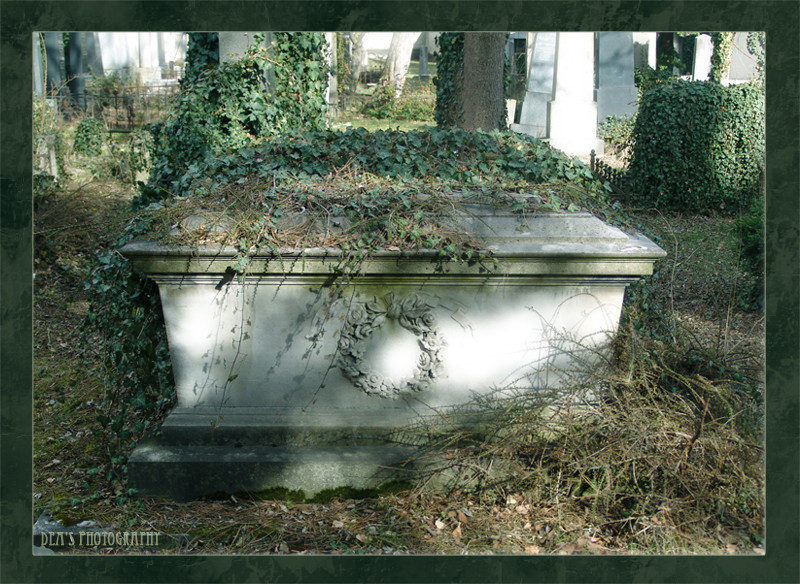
[359,79,435,122]
[138,32,329,207]
[33,95,70,197]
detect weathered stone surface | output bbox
[122,208,664,499]
[597,32,638,122]
[511,32,556,139]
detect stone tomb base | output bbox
[129,410,422,500]
[122,210,665,500]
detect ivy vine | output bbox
[184,32,219,83]
[746,32,765,81]
[709,32,735,84]
[434,32,464,128]
[268,32,329,134]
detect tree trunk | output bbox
[381,32,420,97]
[350,32,367,84]
[460,32,507,131]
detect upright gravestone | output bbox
[548,32,603,156]
[67,33,87,109]
[33,34,45,97]
[728,32,760,83]
[632,32,657,70]
[43,33,66,95]
[85,32,104,78]
[596,32,638,123]
[692,34,713,81]
[418,32,430,80]
[218,32,268,63]
[511,32,556,138]
[326,32,338,115]
[218,32,274,91]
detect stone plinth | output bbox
[122,209,664,500]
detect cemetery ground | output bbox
[33,126,764,556]
[33,177,765,556]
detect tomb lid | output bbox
[121,208,665,278]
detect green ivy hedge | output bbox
[177,126,606,200]
[629,80,764,214]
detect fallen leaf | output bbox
[452,523,462,540]
[558,543,579,555]
[516,504,530,515]
[726,543,738,554]
[524,545,540,554]
[587,542,606,554]
[434,519,446,530]
[332,520,344,529]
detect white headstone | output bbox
[632,32,657,70]
[547,33,604,156]
[325,32,337,111]
[692,34,713,81]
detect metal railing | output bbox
[590,150,632,204]
[49,83,181,130]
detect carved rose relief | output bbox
[336,293,446,399]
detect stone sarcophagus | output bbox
[121,208,665,500]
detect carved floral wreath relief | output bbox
[336,293,446,399]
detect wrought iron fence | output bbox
[49,82,181,131]
[590,149,632,204]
